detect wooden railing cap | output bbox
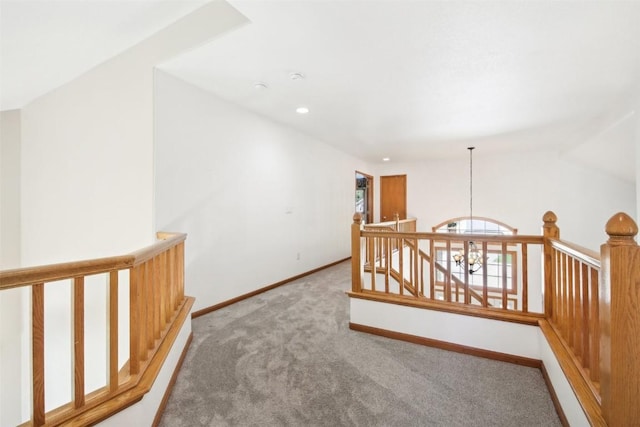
[353,212,363,224]
[605,212,638,243]
[543,211,557,224]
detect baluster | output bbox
[73,277,85,408]
[589,268,599,383]
[429,239,435,300]
[153,256,161,340]
[560,252,568,338]
[129,266,140,375]
[146,260,154,350]
[399,237,404,296]
[32,283,45,426]
[139,263,147,356]
[579,263,589,369]
[566,254,574,348]
[573,259,582,358]
[521,243,528,312]
[445,240,452,302]
[163,250,171,323]
[369,234,375,292]
[384,236,390,293]
[413,238,419,295]
[108,270,118,391]
[177,242,185,302]
[169,245,177,310]
[501,242,508,309]
[482,242,488,308]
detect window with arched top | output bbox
[432,216,517,235]
[431,216,519,309]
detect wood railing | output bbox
[350,211,640,425]
[354,213,544,322]
[541,211,603,422]
[363,215,416,269]
[0,232,192,426]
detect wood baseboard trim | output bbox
[349,322,542,368]
[152,332,193,427]
[192,257,351,318]
[540,361,570,427]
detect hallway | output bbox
[159,261,561,426]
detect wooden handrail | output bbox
[351,209,640,425]
[0,256,134,289]
[0,232,186,289]
[1,232,189,427]
[361,229,543,244]
[367,217,417,228]
[131,232,187,265]
[548,238,600,269]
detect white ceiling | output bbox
[2,0,639,178]
[0,0,207,110]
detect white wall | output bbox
[636,111,640,222]
[373,150,636,251]
[1,109,21,268]
[350,298,541,358]
[0,109,27,425]
[20,2,247,265]
[11,1,248,420]
[154,71,370,312]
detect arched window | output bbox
[431,216,519,309]
[432,216,517,235]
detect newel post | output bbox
[542,211,559,319]
[600,212,640,426]
[352,213,364,292]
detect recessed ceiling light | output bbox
[290,72,305,80]
[382,157,391,162]
[254,82,268,89]
[296,107,309,114]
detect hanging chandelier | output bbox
[453,147,483,275]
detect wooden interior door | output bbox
[380,175,406,222]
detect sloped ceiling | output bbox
[0,0,207,110]
[2,1,639,180]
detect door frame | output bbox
[355,171,374,224]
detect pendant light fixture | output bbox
[453,147,483,274]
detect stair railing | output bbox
[0,232,191,426]
[351,211,640,425]
[352,212,543,321]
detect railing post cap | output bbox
[605,212,638,240]
[353,212,363,224]
[543,211,557,224]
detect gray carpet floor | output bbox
[159,261,562,426]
